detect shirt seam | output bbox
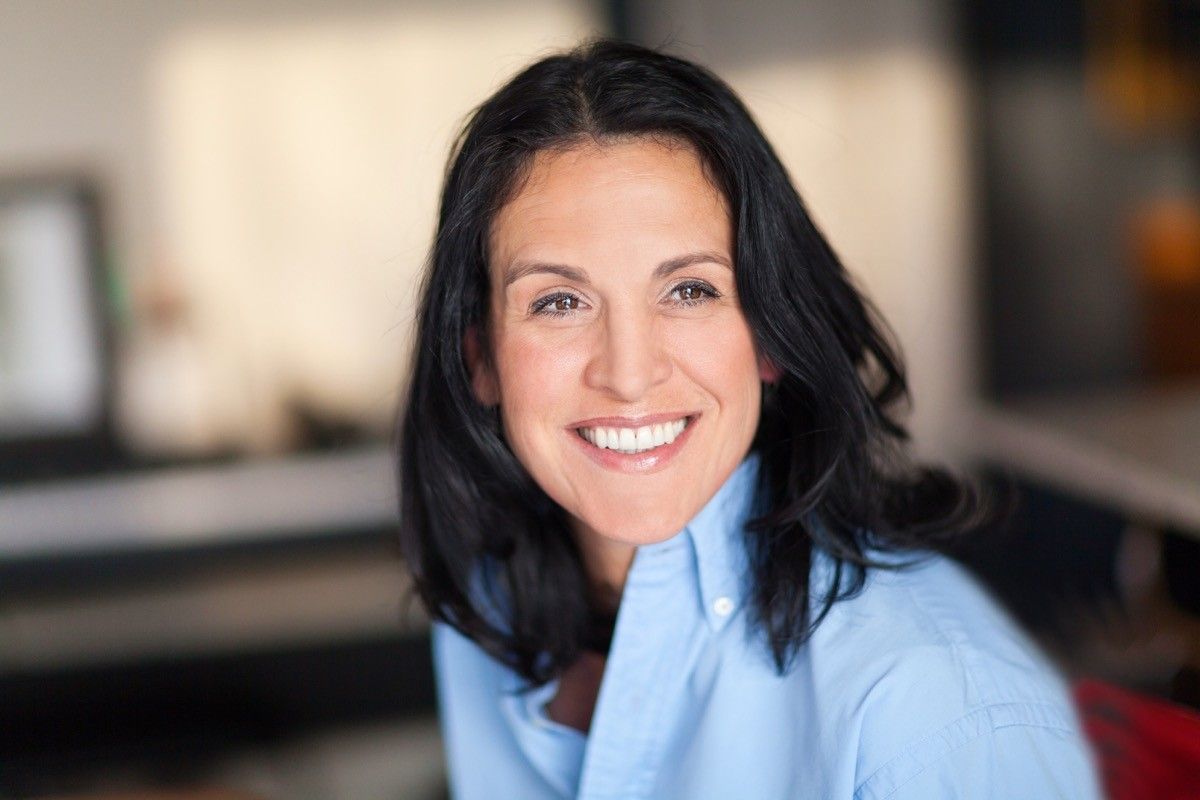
[890,559,1056,708]
[896,569,988,704]
[851,702,1077,800]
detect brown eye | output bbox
[670,281,720,306]
[531,291,583,316]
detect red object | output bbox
[1073,678,1200,800]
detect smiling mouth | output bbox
[575,416,694,455]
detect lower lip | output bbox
[568,416,698,474]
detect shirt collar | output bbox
[682,451,762,633]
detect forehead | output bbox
[488,137,731,272]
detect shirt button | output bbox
[713,596,734,617]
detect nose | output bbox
[583,307,672,401]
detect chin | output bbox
[582,504,693,545]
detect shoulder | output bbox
[813,551,1067,705]
[803,550,1101,798]
[431,619,509,691]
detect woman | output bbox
[397,39,1100,799]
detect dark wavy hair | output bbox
[396,37,999,686]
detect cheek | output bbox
[666,314,762,411]
[493,329,589,444]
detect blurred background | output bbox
[1,0,1197,797]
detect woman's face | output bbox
[476,137,769,549]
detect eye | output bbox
[530,291,583,317]
[669,280,720,307]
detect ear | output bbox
[757,352,782,384]
[463,324,499,406]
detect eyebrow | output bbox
[502,250,732,289]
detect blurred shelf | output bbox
[0,443,396,559]
[0,547,425,672]
[968,381,1200,536]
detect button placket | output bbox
[575,539,697,799]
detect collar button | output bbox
[712,596,734,617]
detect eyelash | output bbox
[530,280,722,318]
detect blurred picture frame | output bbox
[0,175,116,482]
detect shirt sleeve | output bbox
[854,714,1104,800]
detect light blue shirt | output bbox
[431,455,1102,799]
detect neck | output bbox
[570,521,636,613]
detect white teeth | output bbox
[635,426,653,450]
[577,417,691,454]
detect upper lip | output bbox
[568,411,698,429]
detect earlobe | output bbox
[757,353,782,384]
[463,325,499,406]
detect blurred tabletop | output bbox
[969,380,1200,536]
